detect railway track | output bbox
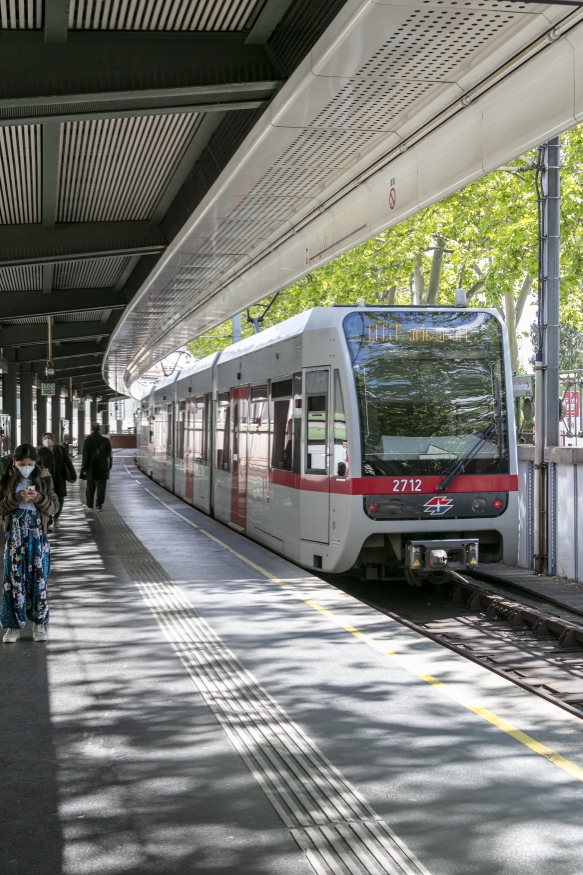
[331,573,583,719]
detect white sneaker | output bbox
[33,623,48,642]
[3,628,20,643]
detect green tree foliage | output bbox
[188,128,583,369]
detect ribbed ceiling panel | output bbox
[2,313,105,325]
[68,0,260,30]
[54,310,107,322]
[57,113,200,222]
[0,265,42,292]
[0,125,41,224]
[0,0,42,28]
[53,256,132,289]
[0,315,54,324]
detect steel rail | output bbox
[351,585,583,722]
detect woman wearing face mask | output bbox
[37,431,77,524]
[0,444,60,643]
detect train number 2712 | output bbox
[392,479,422,493]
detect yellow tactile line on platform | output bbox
[123,464,583,784]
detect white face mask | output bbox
[16,464,35,479]
[43,438,54,447]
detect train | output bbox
[136,306,519,582]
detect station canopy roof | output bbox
[0,0,346,399]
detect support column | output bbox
[64,379,73,446]
[37,392,48,444]
[2,360,17,455]
[534,136,561,576]
[51,381,62,443]
[102,400,110,435]
[232,313,242,344]
[90,397,98,427]
[20,366,35,446]
[65,391,73,445]
[77,399,86,457]
[544,136,561,450]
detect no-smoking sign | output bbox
[389,177,396,210]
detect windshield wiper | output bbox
[436,419,502,492]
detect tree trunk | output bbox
[413,253,425,304]
[515,273,533,326]
[504,290,519,373]
[426,236,446,305]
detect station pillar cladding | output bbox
[90,398,98,426]
[2,358,17,453]
[20,367,35,446]
[51,381,62,444]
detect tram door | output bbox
[230,386,249,530]
[300,369,330,544]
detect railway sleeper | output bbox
[446,581,583,650]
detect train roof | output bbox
[217,309,315,365]
[174,351,220,385]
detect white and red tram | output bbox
[136,307,519,579]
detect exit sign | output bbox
[41,383,55,396]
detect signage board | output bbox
[41,382,55,397]
[512,375,534,397]
[563,390,580,418]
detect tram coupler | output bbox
[405,539,479,572]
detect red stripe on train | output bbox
[269,471,518,494]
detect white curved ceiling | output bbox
[104,0,583,395]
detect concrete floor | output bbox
[2,453,583,875]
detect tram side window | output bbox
[271,378,293,471]
[176,400,186,460]
[249,385,268,467]
[305,370,329,474]
[333,370,349,477]
[166,404,173,457]
[194,396,208,463]
[216,392,231,471]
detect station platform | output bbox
[2,451,583,875]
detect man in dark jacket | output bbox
[82,422,112,511]
[38,431,77,522]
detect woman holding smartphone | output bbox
[0,444,59,643]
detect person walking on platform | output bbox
[82,422,112,511]
[0,444,59,643]
[38,431,77,524]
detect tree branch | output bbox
[466,278,486,301]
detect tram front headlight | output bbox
[471,497,487,514]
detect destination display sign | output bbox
[366,323,470,343]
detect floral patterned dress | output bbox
[0,508,50,629]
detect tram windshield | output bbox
[343,310,509,477]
